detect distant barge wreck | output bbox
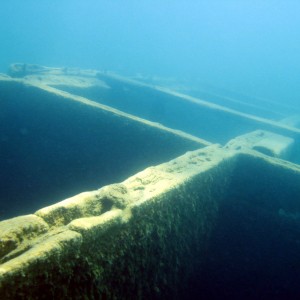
[1,64,300,299]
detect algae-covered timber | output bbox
[1,64,300,298]
[0,144,300,299]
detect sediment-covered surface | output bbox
[1,145,300,299]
